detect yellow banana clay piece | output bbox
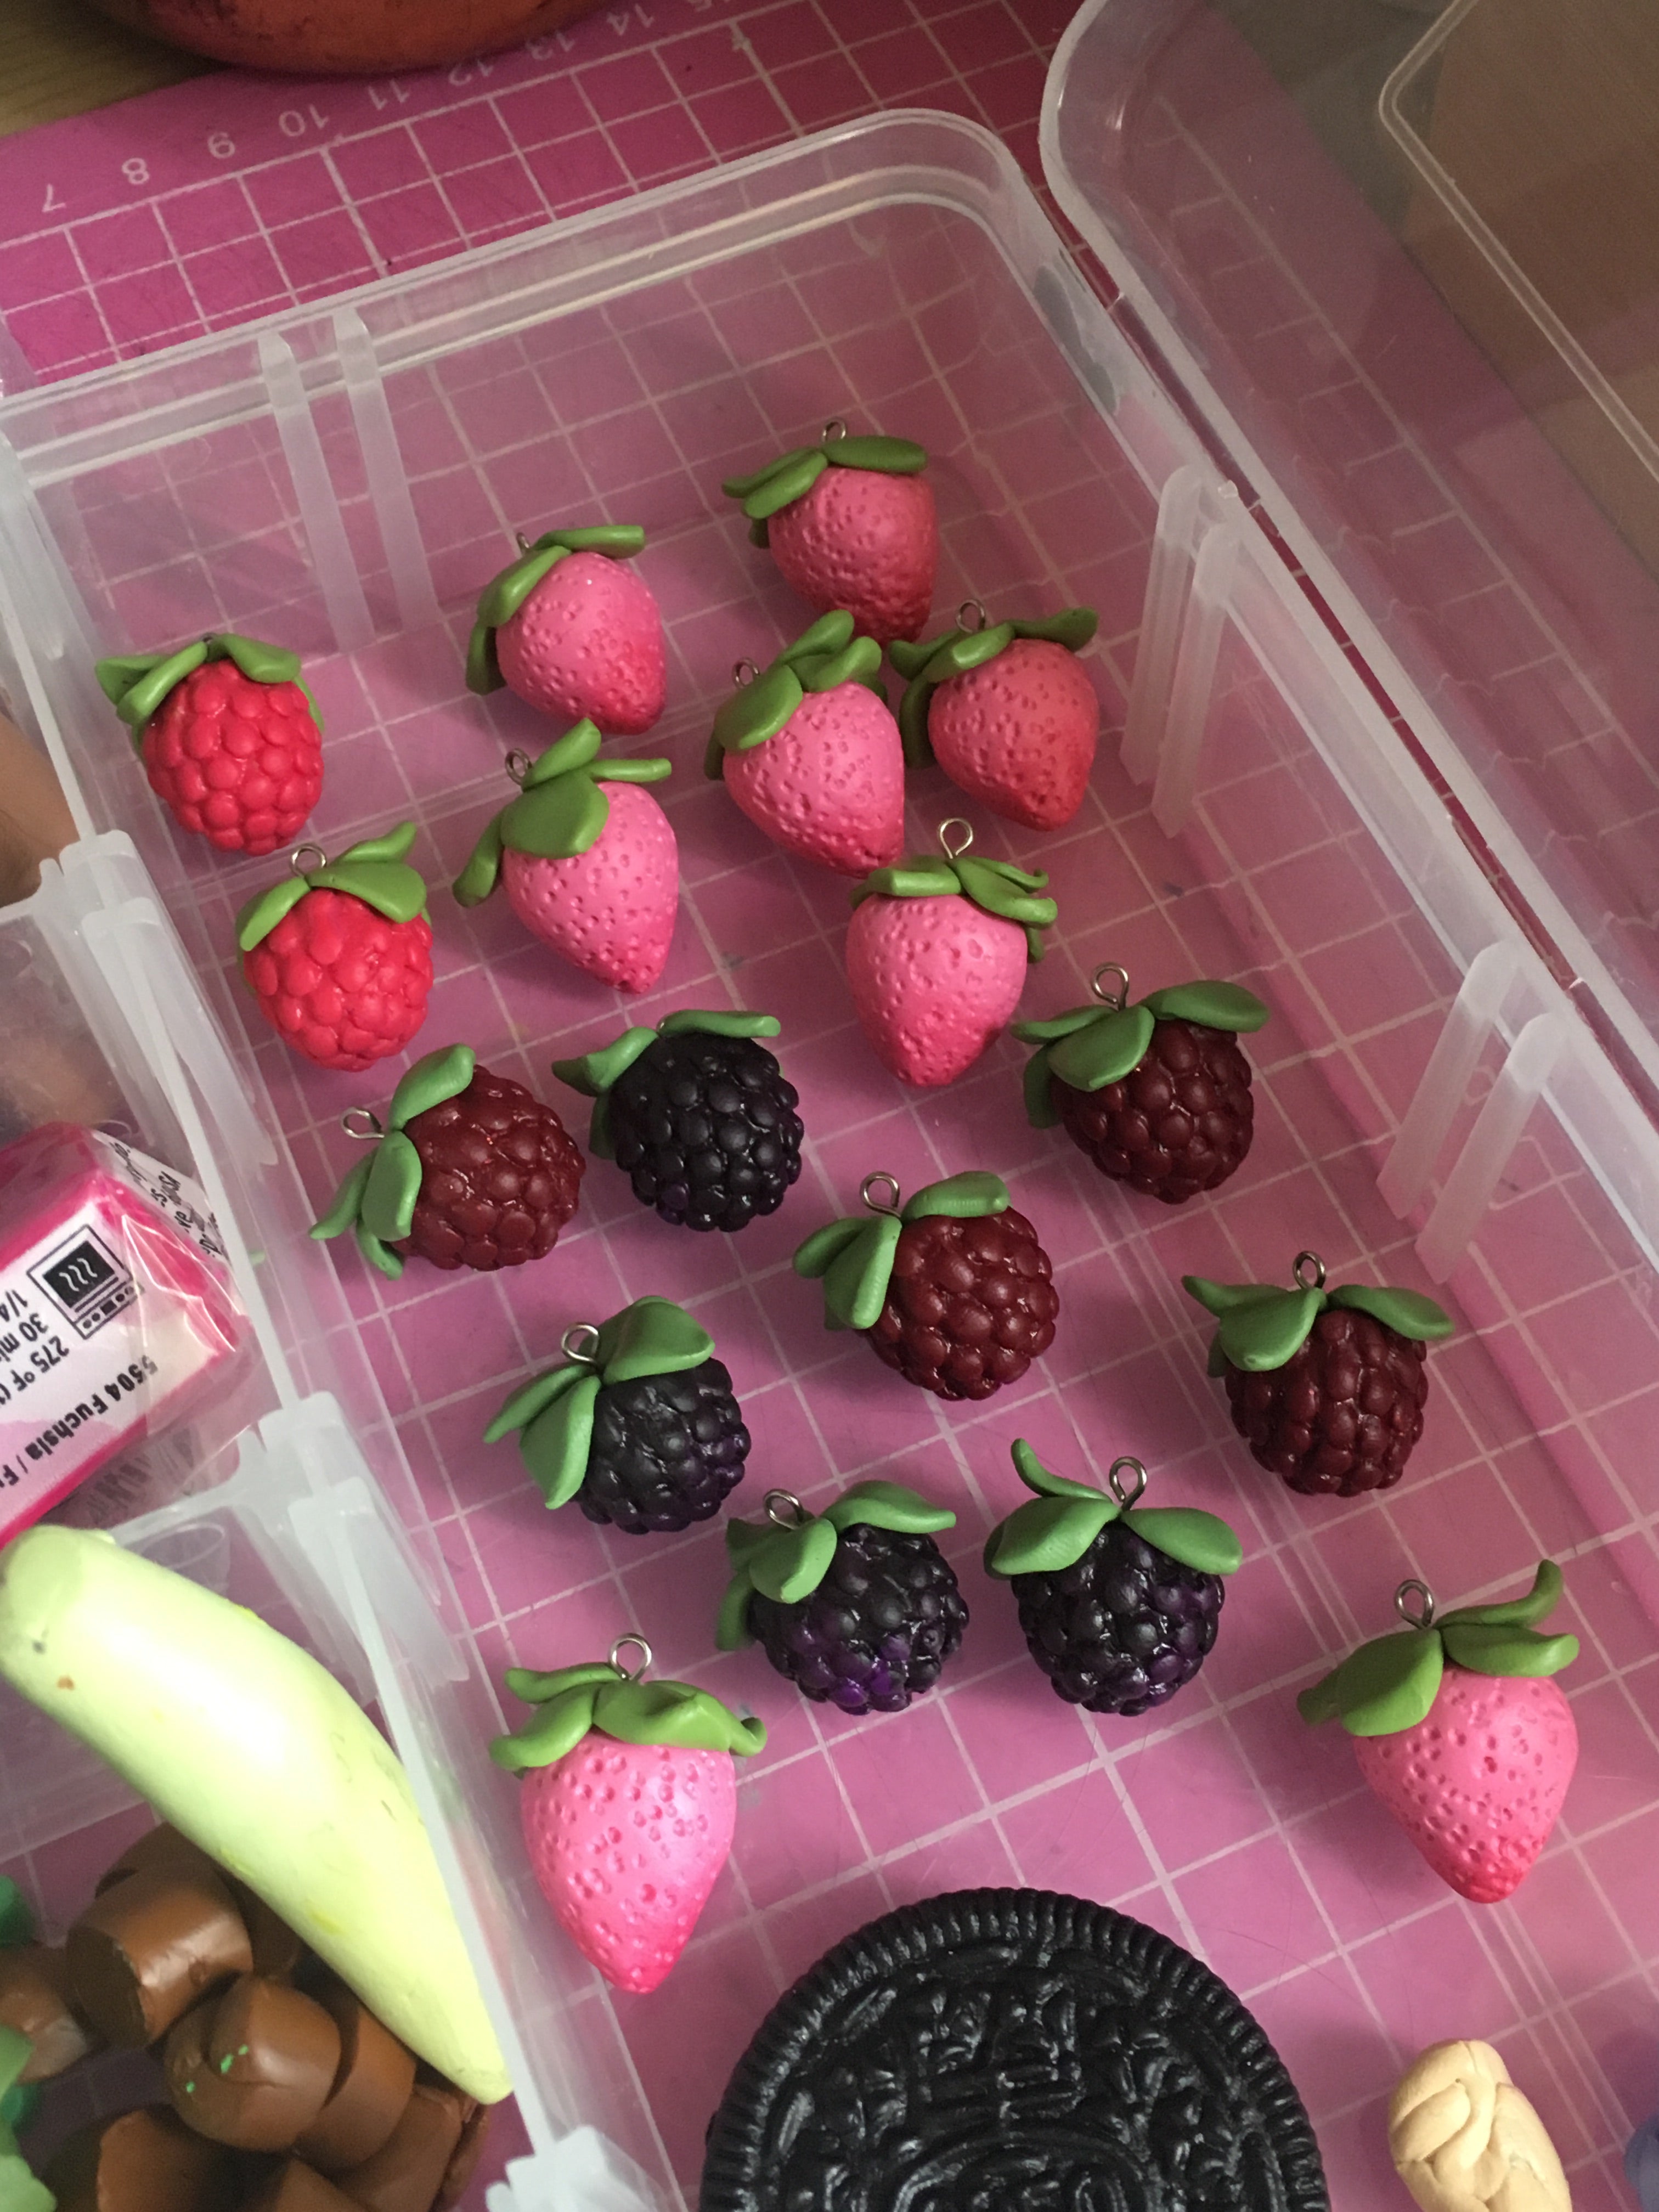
[1390,2040,1570,2212]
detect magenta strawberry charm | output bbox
[706,612,904,877]
[1299,1565,1578,1902]
[491,1634,764,1994]
[310,1043,582,1278]
[485,1296,749,1533]
[723,421,936,645]
[718,1484,967,1715]
[890,601,1099,831]
[236,821,432,1072]
[1017,964,1268,1203]
[553,1007,802,1233]
[466,523,665,733]
[985,1441,1241,1714]
[848,820,1057,1086]
[96,632,323,856]
[1186,1252,1453,1496]
[453,723,677,994]
[794,1169,1058,1400]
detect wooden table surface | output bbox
[0,0,207,137]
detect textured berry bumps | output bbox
[453,723,676,994]
[705,612,904,877]
[891,605,1099,832]
[847,823,1057,1086]
[486,1295,749,1534]
[723,426,937,645]
[1299,1563,1579,1901]
[1186,1253,1453,1496]
[236,822,432,1073]
[490,1641,764,1993]
[718,1482,967,1716]
[1017,966,1268,1204]
[466,524,665,733]
[985,1440,1241,1716]
[96,633,323,856]
[794,1170,1058,1401]
[310,1044,582,1278]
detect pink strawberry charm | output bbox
[489,1635,764,1995]
[723,423,937,645]
[891,602,1101,832]
[846,820,1056,1086]
[236,822,432,1073]
[706,612,904,876]
[1299,1564,1579,1903]
[466,524,665,734]
[95,632,323,856]
[453,723,677,994]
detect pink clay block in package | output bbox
[0,1122,244,1539]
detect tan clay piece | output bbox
[1390,2040,1571,2212]
[0,709,75,908]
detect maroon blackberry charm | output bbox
[985,1441,1241,1715]
[717,1483,967,1715]
[1184,1252,1453,1496]
[1016,965,1268,1205]
[311,1043,583,1278]
[484,1296,750,1534]
[793,1170,1059,1402]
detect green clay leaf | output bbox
[484,1362,588,1444]
[308,857,428,923]
[923,622,1017,682]
[793,1216,868,1279]
[478,541,567,630]
[500,775,611,859]
[898,674,935,768]
[592,1678,764,1756]
[340,822,418,866]
[589,1092,614,1160]
[1012,1005,1105,1045]
[1122,1506,1243,1577]
[235,873,312,952]
[1440,1560,1564,1631]
[822,1214,902,1331]
[710,662,803,755]
[1025,926,1049,962]
[524,721,605,783]
[217,633,303,687]
[1300,1628,1444,1737]
[505,1661,619,1703]
[521,1374,601,1510]
[748,1515,839,1603]
[1022,1045,1059,1130]
[953,855,1058,930]
[489,1685,600,1771]
[902,1171,1009,1222]
[353,1219,403,1280]
[1328,1284,1454,1341]
[1216,1287,1325,1372]
[1046,1005,1156,1091]
[986,1493,1114,1577]
[596,757,672,787]
[95,650,166,708]
[551,1027,660,1098]
[823,1480,956,1536]
[466,614,503,695]
[1009,1437,1107,1503]
[657,1009,782,1041]
[888,634,946,681]
[850,858,960,907]
[361,1131,422,1243]
[310,1154,374,1243]
[800,637,884,693]
[748,516,771,549]
[3,2078,40,2140]
[1139,980,1269,1033]
[1182,1276,1290,1318]
[388,1045,475,1131]
[546,525,645,557]
[715,1568,758,1652]
[0,2026,32,2107]
[1012,607,1098,651]
[597,1295,713,1384]
[744,449,829,520]
[781,611,856,663]
[1439,1622,1579,1678]
[104,640,210,732]
[826,434,927,473]
[453,814,507,907]
[721,446,817,500]
[0,1881,33,1949]
[704,730,727,782]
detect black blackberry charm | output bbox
[985,1440,1242,1715]
[718,1482,967,1716]
[552,1007,803,1233]
[485,1295,749,1534]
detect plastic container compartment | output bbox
[1,107,1657,2212]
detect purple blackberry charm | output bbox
[985,1440,1242,1715]
[718,1482,967,1716]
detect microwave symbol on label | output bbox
[29,1229,136,1339]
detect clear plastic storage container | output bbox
[1,81,1656,2212]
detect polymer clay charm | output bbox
[236,823,432,1073]
[722,421,936,645]
[490,1635,764,1994]
[1391,2041,1571,2212]
[793,1171,1058,1401]
[95,634,323,857]
[1016,964,1268,1203]
[846,820,1056,1086]
[465,524,665,734]
[984,1441,1241,1714]
[0,1881,97,2084]
[452,725,676,994]
[310,1046,583,1279]
[1299,1565,1578,1902]
[163,1977,342,2151]
[890,600,1100,831]
[486,1296,749,1533]
[718,1483,966,1715]
[552,1008,803,1233]
[1184,1251,1453,1494]
[704,612,904,876]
